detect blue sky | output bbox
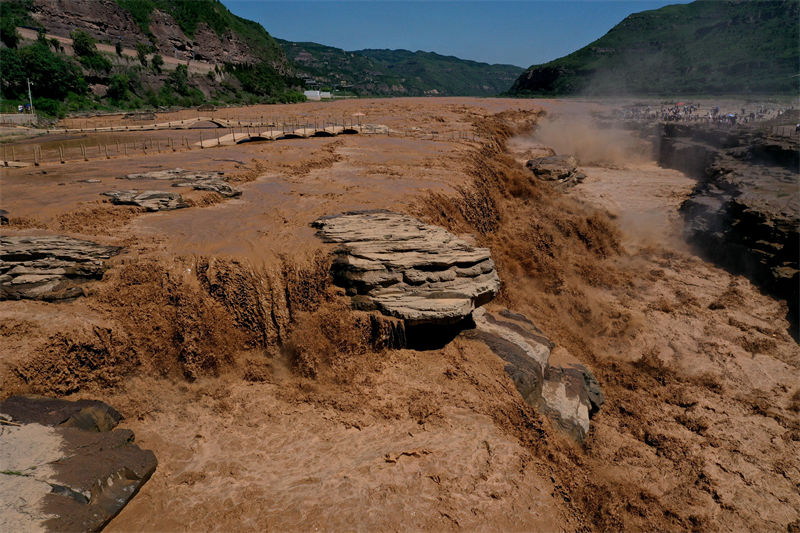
[222,1,691,67]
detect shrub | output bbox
[70,29,97,57]
[150,53,164,73]
[135,42,149,66]
[33,97,64,118]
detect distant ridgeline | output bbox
[278,39,524,97]
[507,0,800,96]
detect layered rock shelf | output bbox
[0,396,157,532]
[102,190,188,211]
[0,235,121,300]
[313,211,500,325]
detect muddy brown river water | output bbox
[1,98,798,532]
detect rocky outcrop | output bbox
[466,308,603,443]
[0,395,156,533]
[312,211,500,325]
[102,190,188,211]
[312,211,602,440]
[0,235,120,300]
[121,168,242,198]
[30,0,288,68]
[657,124,799,338]
[525,155,586,187]
[122,169,224,181]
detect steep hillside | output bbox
[0,0,303,115]
[279,39,523,96]
[30,0,288,69]
[508,0,799,96]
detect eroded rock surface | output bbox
[0,235,120,300]
[467,307,603,443]
[121,168,224,181]
[313,211,500,325]
[657,124,800,337]
[121,168,242,198]
[526,155,586,187]
[0,396,156,533]
[102,190,188,211]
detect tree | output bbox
[70,30,97,58]
[167,64,190,95]
[151,54,164,74]
[1,43,87,101]
[106,74,130,102]
[135,42,149,67]
[0,17,19,48]
[49,38,61,53]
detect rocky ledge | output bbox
[121,168,242,198]
[0,235,121,300]
[312,211,500,325]
[466,308,603,443]
[313,211,602,440]
[657,124,799,337]
[526,155,586,187]
[0,395,156,532]
[101,190,188,211]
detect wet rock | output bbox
[526,155,586,187]
[172,179,241,198]
[467,308,552,404]
[466,307,602,443]
[540,364,602,443]
[0,395,122,432]
[121,168,224,181]
[102,190,188,211]
[0,235,121,301]
[121,168,242,198]
[313,211,500,325]
[0,395,157,533]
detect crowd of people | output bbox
[614,102,796,128]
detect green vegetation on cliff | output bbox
[115,0,285,64]
[508,0,799,96]
[0,0,303,116]
[279,39,523,97]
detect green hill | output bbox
[508,0,799,96]
[0,0,303,116]
[279,39,523,97]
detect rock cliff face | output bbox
[657,124,799,337]
[29,0,288,68]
